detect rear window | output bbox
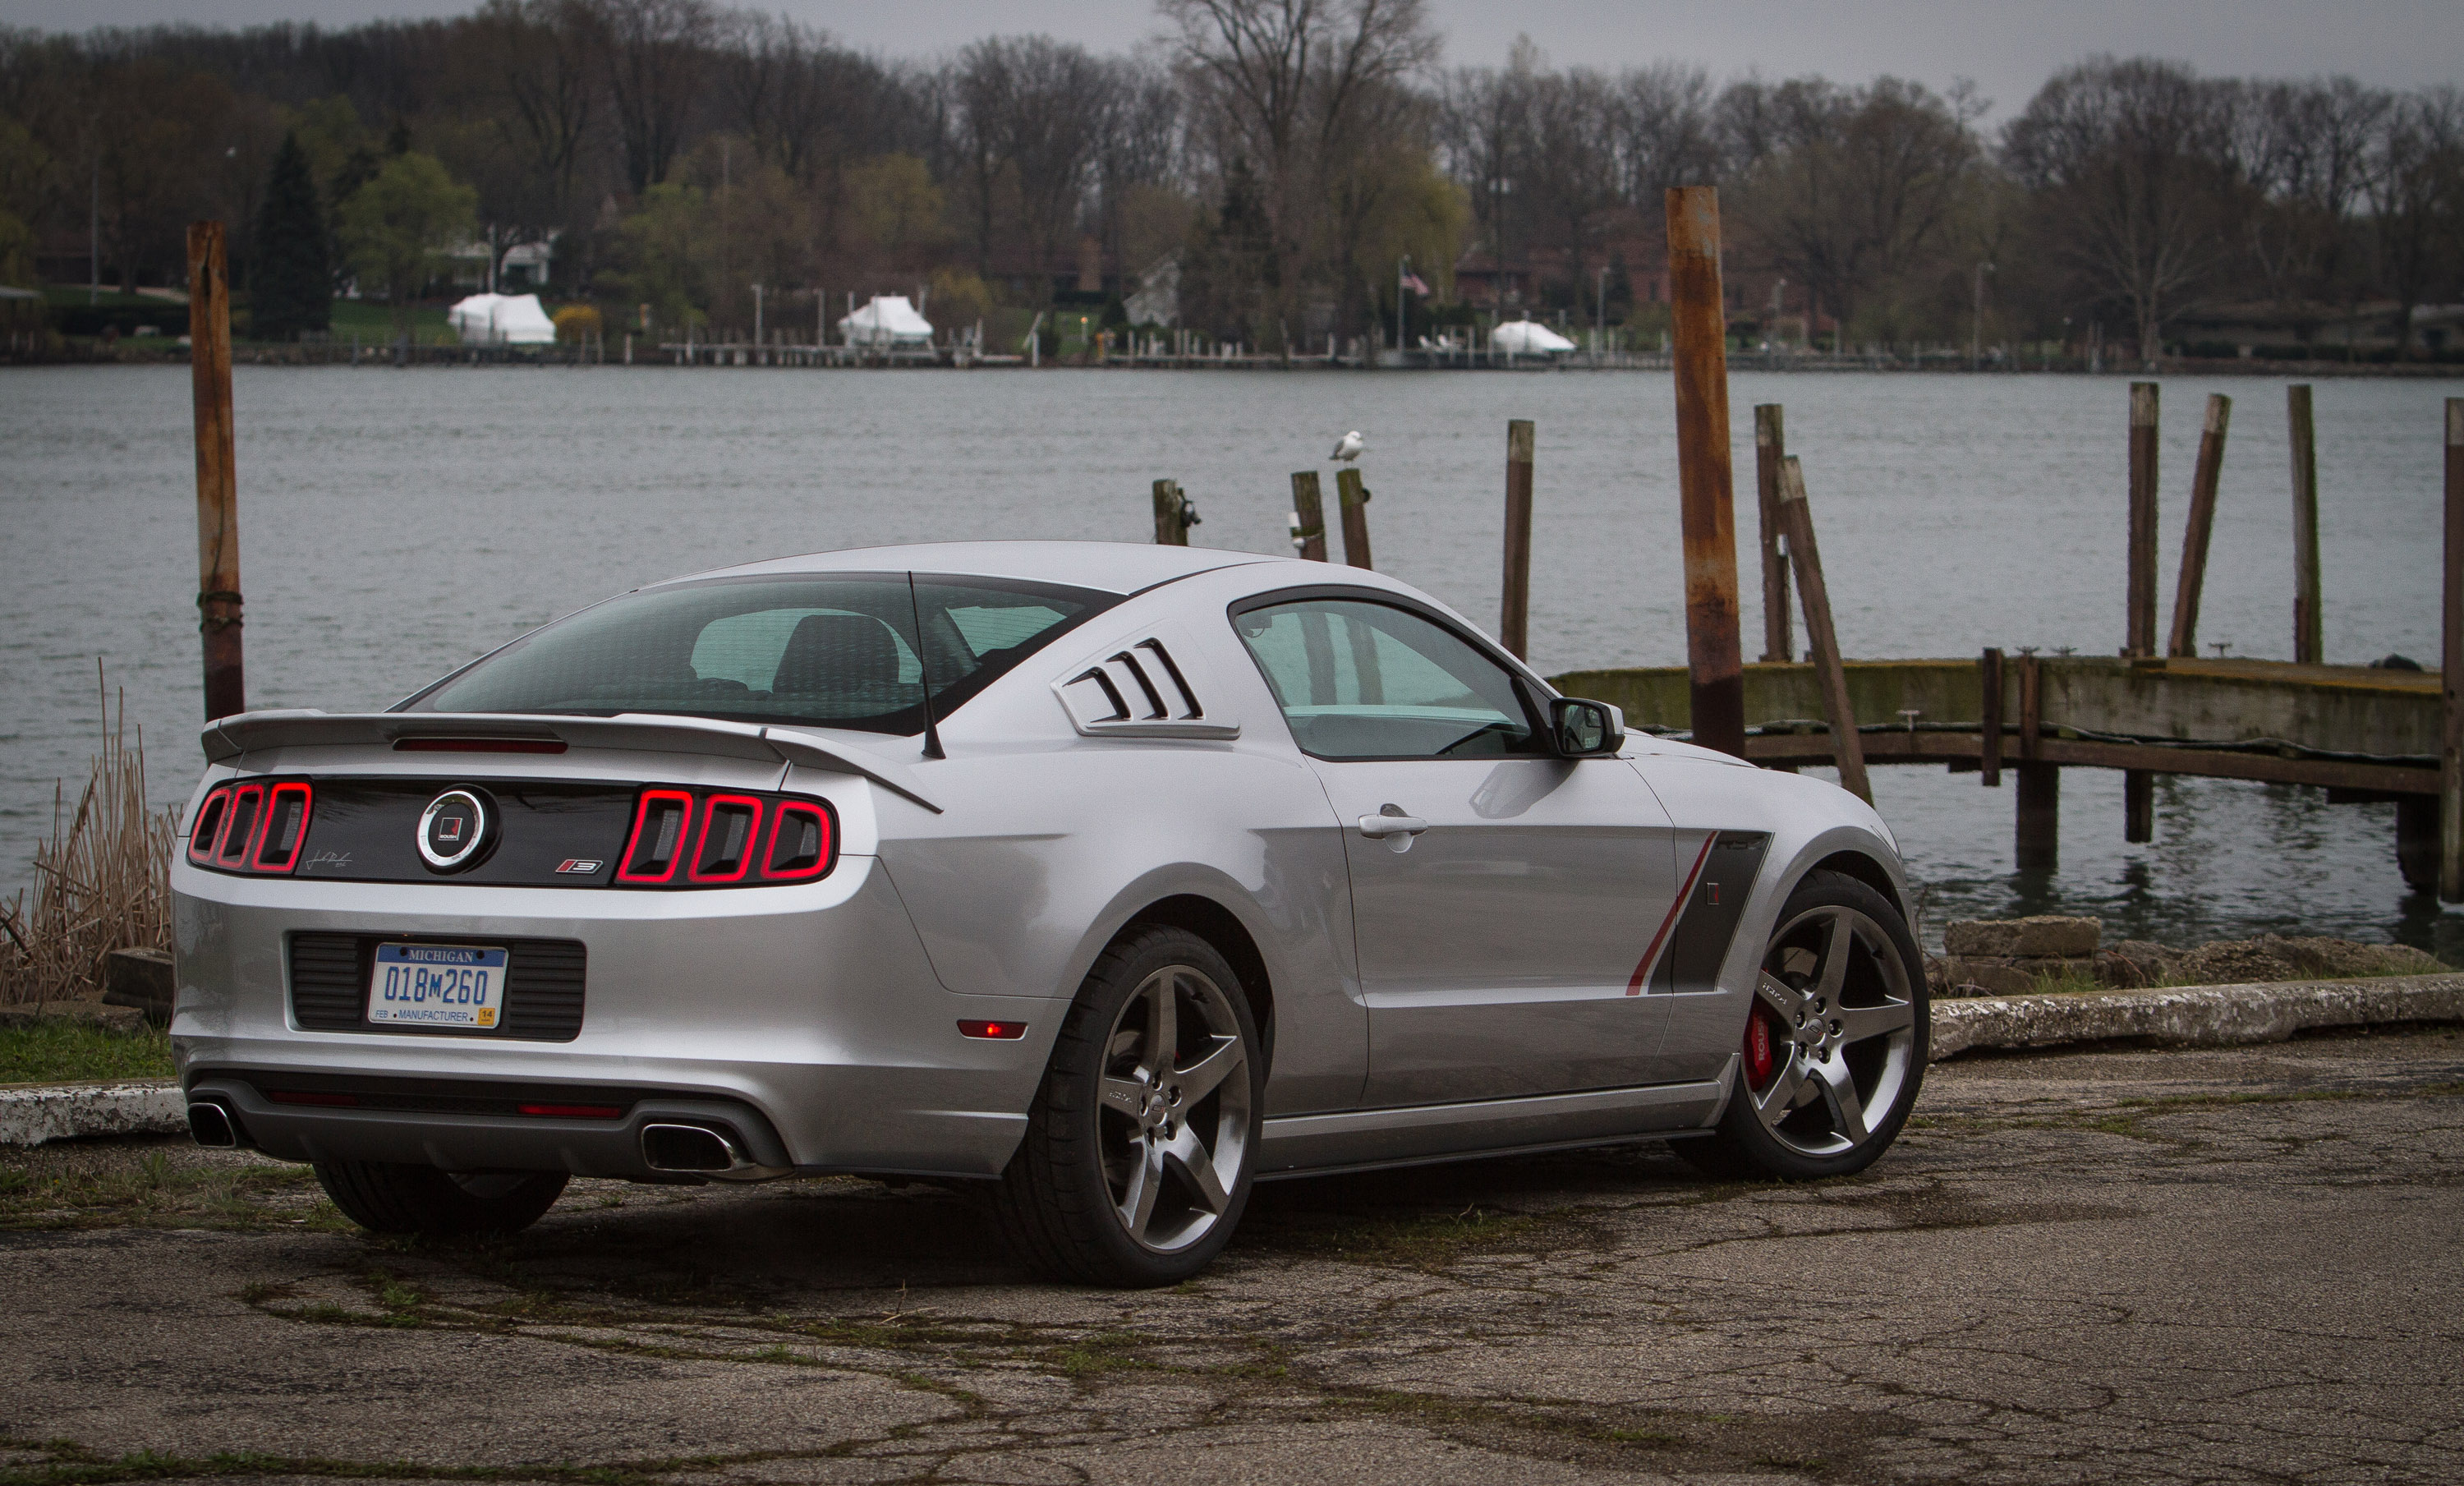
[402,573,1112,735]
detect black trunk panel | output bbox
[295,777,636,886]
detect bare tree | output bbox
[2004,56,2246,362]
[1162,0,1439,347]
[1614,61,1719,200]
[594,0,716,196]
[1729,76,1983,337]
[2241,76,2386,340]
[1519,66,1621,306]
[949,36,1110,279]
[1434,55,1533,289]
[2369,87,2464,357]
[1091,54,1184,277]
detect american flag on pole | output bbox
[1402,271,1432,297]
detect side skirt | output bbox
[1256,1079,1726,1177]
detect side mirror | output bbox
[1549,697,1625,757]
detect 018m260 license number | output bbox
[367,942,507,1028]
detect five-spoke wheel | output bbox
[1683,869,1927,1180]
[990,924,1262,1286]
[1096,964,1253,1254]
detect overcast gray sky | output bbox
[3,1,2457,120]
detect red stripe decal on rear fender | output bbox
[1629,832,1717,995]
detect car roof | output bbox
[670,541,1275,596]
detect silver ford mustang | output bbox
[172,541,1926,1285]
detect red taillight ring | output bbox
[617,789,696,883]
[187,785,233,864]
[758,801,834,882]
[251,781,314,872]
[687,794,765,883]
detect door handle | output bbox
[1357,809,1430,839]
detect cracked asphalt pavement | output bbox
[5,1027,2462,1485]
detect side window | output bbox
[1232,598,1541,760]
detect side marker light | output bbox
[958,1020,1028,1040]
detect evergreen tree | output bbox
[251,133,330,340]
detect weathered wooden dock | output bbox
[1551,655,2443,884]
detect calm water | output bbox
[5,363,2461,954]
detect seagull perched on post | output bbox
[1331,430,1365,462]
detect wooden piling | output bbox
[2443,398,2464,900]
[2289,384,2324,664]
[2127,383,2160,655]
[1152,479,1193,545]
[2016,651,2057,868]
[1665,186,1747,758]
[1980,647,2003,787]
[1335,467,1373,570]
[2125,382,2159,843]
[186,221,243,721]
[1501,419,1535,660]
[1776,457,1869,803]
[2167,393,2232,658]
[1289,472,1328,562]
[1754,404,1793,663]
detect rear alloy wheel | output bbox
[1680,870,1926,1180]
[989,925,1261,1286]
[314,1160,568,1237]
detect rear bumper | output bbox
[170,854,1059,1179]
[186,1070,796,1181]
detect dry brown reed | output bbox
[0,669,178,1007]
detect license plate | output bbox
[368,943,507,1028]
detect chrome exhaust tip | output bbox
[187,1101,238,1148]
[641,1122,743,1174]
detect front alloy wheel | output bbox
[1683,869,1926,1180]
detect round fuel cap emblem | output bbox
[417,789,489,870]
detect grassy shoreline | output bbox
[0,1021,174,1084]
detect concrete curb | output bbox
[2,977,2460,1144]
[1930,973,2464,1060]
[0,1079,186,1147]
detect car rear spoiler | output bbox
[200,711,940,813]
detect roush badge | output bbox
[416,789,493,871]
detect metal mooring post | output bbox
[1665,186,1745,758]
[187,221,244,721]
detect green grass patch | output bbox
[326,299,454,345]
[0,1145,338,1233]
[0,1022,173,1085]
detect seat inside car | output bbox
[771,612,905,694]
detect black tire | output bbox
[314,1160,568,1237]
[987,924,1264,1287]
[1679,869,1928,1181]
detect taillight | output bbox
[187,786,232,864]
[187,779,315,876]
[618,788,835,889]
[763,802,832,881]
[688,795,765,882]
[253,782,314,872]
[214,783,266,868]
[618,789,696,882]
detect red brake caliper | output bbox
[1744,1007,1778,1088]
